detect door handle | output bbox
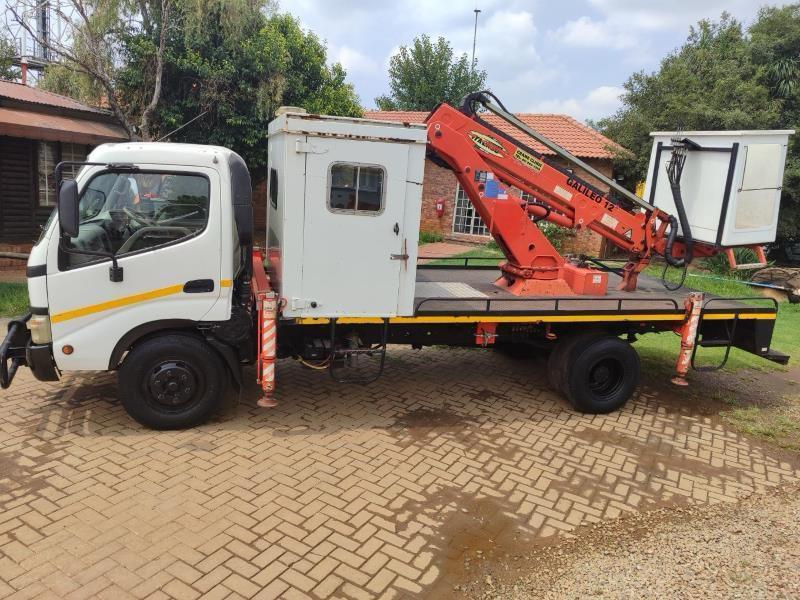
[390,238,409,261]
[183,279,215,293]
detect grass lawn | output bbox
[427,245,503,267]
[636,264,800,373]
[0,282,29,318]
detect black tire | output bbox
[118,333,226,429]
[547,331,605,394]
[562,336,640,414]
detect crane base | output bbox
[495,263,608,296]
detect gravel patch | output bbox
[464,484,800,599]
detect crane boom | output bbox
[425,95,695,295]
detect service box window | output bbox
[328,163,385,214]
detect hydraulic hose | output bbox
[663,141,695,267]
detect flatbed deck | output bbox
[413,266,777,322]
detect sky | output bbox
[282,0,781,122]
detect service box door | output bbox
[300,137,409,317]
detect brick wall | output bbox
[418,156,614,256]
[420,161,459,237]
[0,243,32,273]
[253,176,268,241]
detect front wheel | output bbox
[118,333,226,429]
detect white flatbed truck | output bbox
[1,94,791,428]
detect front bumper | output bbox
[0,314,59,388]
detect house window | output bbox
[452,183,488,236]
[328,163,385,214]
[37,142,91,207]
[37,141,58,207]
[60,143,90,178]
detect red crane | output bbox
[425,92,721,295]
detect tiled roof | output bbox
[363,109,627,159]
[0,79,107,115]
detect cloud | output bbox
[528,85,625,122]
[331,45,380,75]
[587,0,761,30]
[551,16,636,49]
[279,0,763,114]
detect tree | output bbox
[0,37,19,80]
[599,10,800,241]
[375,34,486,111]
[599,15,779,183]
[749,4,800,240]
[119,11,361,170]
[25,2,361,166]
[7,0,177,140]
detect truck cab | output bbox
[2,143,256,428]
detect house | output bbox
[363,110,628,256]
[0,80,128,266]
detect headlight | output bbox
[28,315,52,345]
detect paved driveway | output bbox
[1,348,798,599]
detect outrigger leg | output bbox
[671,292,704,386]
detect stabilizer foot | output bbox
[257,395,278,408]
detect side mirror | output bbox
[58,180,79,238]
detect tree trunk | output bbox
[140,0,171,141]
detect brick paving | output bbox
[1,347,798,599]
[416,242,476,263]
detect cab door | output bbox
[300,137,409,317]
[46,165,222,370]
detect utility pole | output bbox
[471,7,481,73]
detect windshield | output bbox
[63,171,210,267]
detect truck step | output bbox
[763,349,790,365]
[698,338,733,348]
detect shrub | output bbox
[540,222,571,252]
[700,247,766,280]
[418,230,444,244]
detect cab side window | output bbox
[63,171,210,268]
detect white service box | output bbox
[266,110,427,318]
[643,130,794,247]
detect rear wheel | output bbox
[118,333,226,429]
[547,331,605,394]
[561,336,640,414]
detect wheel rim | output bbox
[587,357,625,400]
[146,360,201,410]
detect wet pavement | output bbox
[1,347,798,599]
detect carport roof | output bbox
[0,79,128,144]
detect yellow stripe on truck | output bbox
[50,284,185,324]
[50,280,230,323]
[294,312,777,325]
